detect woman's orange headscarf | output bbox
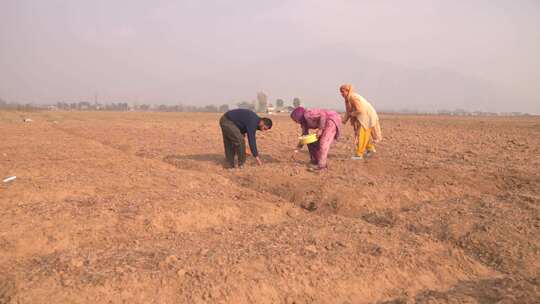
[340,84,353,97]
[341,83,358,114]
[340,83,358,129]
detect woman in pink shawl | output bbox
[291,107,342,170]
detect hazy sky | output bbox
[1,0,539,113]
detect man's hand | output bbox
[255,156,263,166]
[316,130,323,138]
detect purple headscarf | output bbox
[290,106,306,124]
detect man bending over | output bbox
[219,108,272,168]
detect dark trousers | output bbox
[219,115,246,167]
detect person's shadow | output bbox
[163,153,281,169]
[163,154,224,165]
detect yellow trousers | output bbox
[356,126,375,156]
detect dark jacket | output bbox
[225,109,261,157]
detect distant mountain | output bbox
[237,45,532,113]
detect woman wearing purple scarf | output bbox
[291,107,342,170]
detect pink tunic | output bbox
[301,109,341,138]
[300,109,342,168]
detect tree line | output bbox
[0,93,302,113]
[236,92,301,112]
[0,98,40,111]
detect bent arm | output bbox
[343,100,352,123]
[246,128,258,157]
[301,123,309,136]
[297,123,309,148]
[319,111,328,131]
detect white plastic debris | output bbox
[2,176,16,183]
[23,118,33,122]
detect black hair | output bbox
[261,117,273,129]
